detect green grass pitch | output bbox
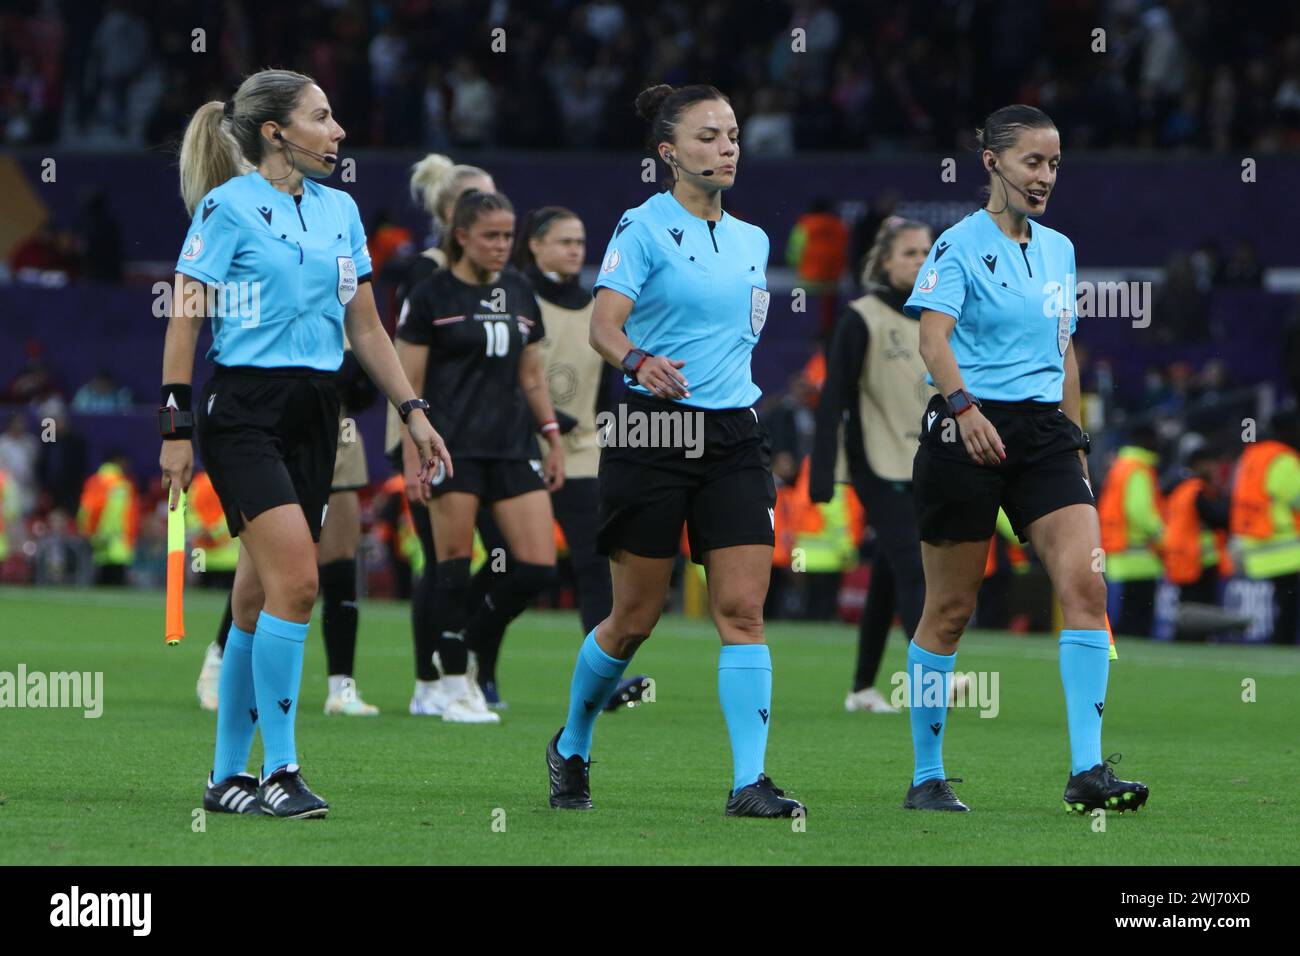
[1,585,1297,865]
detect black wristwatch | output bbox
[946,388,980,418]
[621,348,653,382]
[398,398,430,423]
[159,406,194,439]
[1080,430,1092,456]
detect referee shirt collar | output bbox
[979,207,1036,250]
[660,189,726,225]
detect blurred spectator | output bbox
[35,398,87,515]
[0,413,39,516]
[77,188,123,283]
[447,57,494,147]
[8,222,78,281]
[1151,252,1211,343]
[1220,239,1263,287]
[85,0,153,137]
[2,341,62,405]
[72,371,133,413]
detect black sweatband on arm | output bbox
[161,384,193,412]
[160,384,194,439]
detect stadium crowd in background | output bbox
[3,0,1300,153]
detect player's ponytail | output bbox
[514,206,579,272]
[178,69,315,217]
[410,154,492,227]
[445,190,515,264]
[636,83,729,187]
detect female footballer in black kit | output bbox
[395,189,563,724]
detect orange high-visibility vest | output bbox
[1230,440,1300,539]
[794,213,849,283]
[78,467,139,548]
[1098,455,1157,553]
[1161,477,1226,585]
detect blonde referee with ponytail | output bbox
[162,69,450,817]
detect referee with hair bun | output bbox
[162,69,450,818]
[546,83,805,818]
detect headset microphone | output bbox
[274,130,338,165]
[668,152,714,177]
[990,159,1037,204]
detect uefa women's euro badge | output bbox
[1057,309,1072,355]
[750,286,770,335]
[337,256,357,305]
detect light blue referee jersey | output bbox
[175,170,373,371]
[593,190,769,410]
[904,208,1077,403]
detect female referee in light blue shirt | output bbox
[904,105,1148,815]
[160,69,450,819]
[545,83,804,819]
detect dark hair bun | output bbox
[635,84,674,122]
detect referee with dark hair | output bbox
[904,104,1147,815]
[546,83,805,818]
[162,69,449,818]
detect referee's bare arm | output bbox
[588,288,689,399]
[345,284,452,486]
[918,308,1005,466]
[159,272,206,508]
[1061,338,1088,481]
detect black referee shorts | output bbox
[427,456,546,503]
[912,394,1093,544]
[597,392,776,565]
[196,365,341,542]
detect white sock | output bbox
[441,674,469,698]
[327,675,349,696]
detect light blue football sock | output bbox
[1059,629,1110,775]
[557,630,630,760]
[909,641,955,786]
[718,644,772,793]
[251,611,308,778]
[212,623,256,781]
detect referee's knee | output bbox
[1058,570,1108,621]
[270,566,318,621]
[925,593,977,644]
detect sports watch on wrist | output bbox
[947,388,980,417]
[1080,430,1092,455]
[621,348,652,381]
[158,406,194,438]
[398,397,430,423]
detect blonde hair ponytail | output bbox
[177,69,315,216]
[178,102,245,217]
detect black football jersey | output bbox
[397,267,545,459]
